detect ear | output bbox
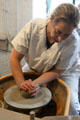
[50,16,57,26]
[50,16,55,26]
[50,16,53,21]
[50,16,55,25]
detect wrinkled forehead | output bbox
[50,16,75,28]
[51,20,74,34]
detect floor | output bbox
[0,50,25,77]
[0,50,11,77]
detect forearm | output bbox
[10,58,24,86]
[33,71,59,86]
[10,49,25,88]
[10,57,24,87]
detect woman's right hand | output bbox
[19,79,33,91]
[19,79,40,96]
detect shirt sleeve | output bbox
[55,30,78,71]
[11,21,32,55]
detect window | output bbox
[32,0,77,19]
[75,0,80,6]
[32,0,46,19]
[49,0,73,15]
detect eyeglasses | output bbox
[54,27,71,39]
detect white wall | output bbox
[17,0,32,33]
[0,0,17,40]
[0,0,32,41]
[0,0,75,41]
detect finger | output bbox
[28,79,34,88]
[20,81,31,91]
[24,80,33,90]
[31,90,40,96]
[32,82,39,88]
[23,83,32,91]
[20,83,28,91]
[29,86,40,94]
[21,80,32,90]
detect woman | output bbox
[10,3,80,115]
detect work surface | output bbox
[42,116,80,120]
[0,108,80,120]
[0,108,41,120]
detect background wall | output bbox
[0,0,32,41]
[0,0,78,42]
[17,0,32,34]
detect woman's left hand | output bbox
[29,83,40,96]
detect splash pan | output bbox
[4,85,52,109]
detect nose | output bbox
[57,36,63,42]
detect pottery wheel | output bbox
[4,85,52,109]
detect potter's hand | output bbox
[29,84,40,96]
[29,80,40,96]
[20,79,33,91]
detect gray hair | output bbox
[50,3,79,28]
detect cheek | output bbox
[47,31,56,40]
[48,32,54,38]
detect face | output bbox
[47,20,74,44]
